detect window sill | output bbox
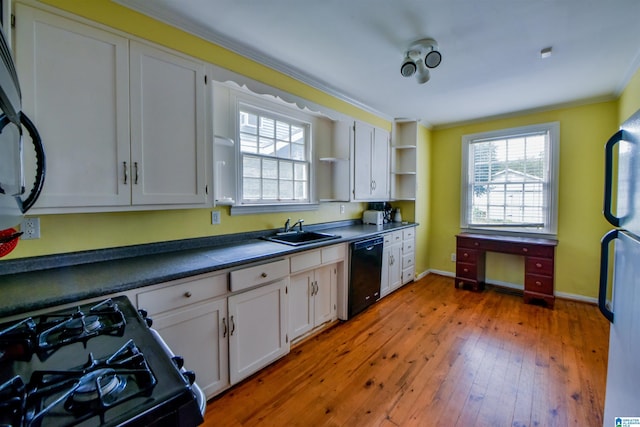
[230,203,320,216]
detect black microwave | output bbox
[0,24,45,232]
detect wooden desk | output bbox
[455,233,558,308]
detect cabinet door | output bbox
[388,244,403,291]
[353,122,374,200]
[130,41,207,205]
[228,279,289,384]
[380,245,391,297]
[314,265,334,325]
[15,5,130,208]
[289,271,314,340]
[151,298,229,398]
[371,127,390,199]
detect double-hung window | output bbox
[460,122,559,236]
[238,104,310,205]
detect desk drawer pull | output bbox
[522,247,529,253]
[535,281,542,286]
[463,268,469,273]
[535,263,542,268]
[474,242,479,246]
[463,252,469,258]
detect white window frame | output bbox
[460,122,560,237]
[228,91,318,214]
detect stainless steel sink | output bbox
[262,231,340,246]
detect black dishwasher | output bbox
[348,235,384,318]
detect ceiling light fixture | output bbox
[400,38,442,84]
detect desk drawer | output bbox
[456,262,477,280]
[526,257,554,276]
[525,273,553,295]
[456,248,478,264]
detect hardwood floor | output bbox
[203,274,609,427]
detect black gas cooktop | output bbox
[0,296,203,427]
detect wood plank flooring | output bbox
[203,274,609,427]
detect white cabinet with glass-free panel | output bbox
[227,279,289,385]
[402,227,416,284]
[289,264,337,342]
[15,4,130,208]
[16,5,209,211]
[381,231,403,297]
[129,41,208,205]
[135,272,229,399]
[353,121,390,201]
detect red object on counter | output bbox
[0,227,20,257]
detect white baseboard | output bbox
[422,270,598,305]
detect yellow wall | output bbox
[429,101,618,298]
[619,68,640,122]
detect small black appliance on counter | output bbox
[0,296,204,426]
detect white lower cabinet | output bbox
[151,298,229,398]
[289,264,337,341]
[136,272,229,399]
[381,231,403,297]
[228,279,289,384]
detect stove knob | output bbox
[138,309,148,318]
[144,317,153,328]
[182,370,196,385]
[171,355,185,369]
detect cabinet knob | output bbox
[522,247,529,253]
[463,268,468,273]
[536,263,542,268]
[463,253,469,258]
[184,291,192,298]
[261,272,268,278]
[535,281,542,286]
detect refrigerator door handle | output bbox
[603,130,624,227]
[598,229,617,323]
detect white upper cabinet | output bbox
[15,5,131,208]
[353,121,390,201]
[15,5,209,212]
[129,41,207,205]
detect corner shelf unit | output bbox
[391,121,418,200]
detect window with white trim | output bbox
[461,122,559,236]
[238,105,310,204]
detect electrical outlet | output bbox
[340,204,345,214]
[211,210,221,225]
[21,217,41,240]
[451,253,456,262]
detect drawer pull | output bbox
[463,253,469,258]
[522,247,529,253]
[535,281,542,286]
[474,242,479,246]
[184,291,192,298]
[261,272,268,278]
[536,263,542,268]
[463,268,469,273]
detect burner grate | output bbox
[25,340,157,427]
[36,299,126,358]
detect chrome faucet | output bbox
[284,218,304,232]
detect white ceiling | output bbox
[117,0,640,127]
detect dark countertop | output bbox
[0,221,416,318]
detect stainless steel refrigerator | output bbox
[599,109,640,425]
